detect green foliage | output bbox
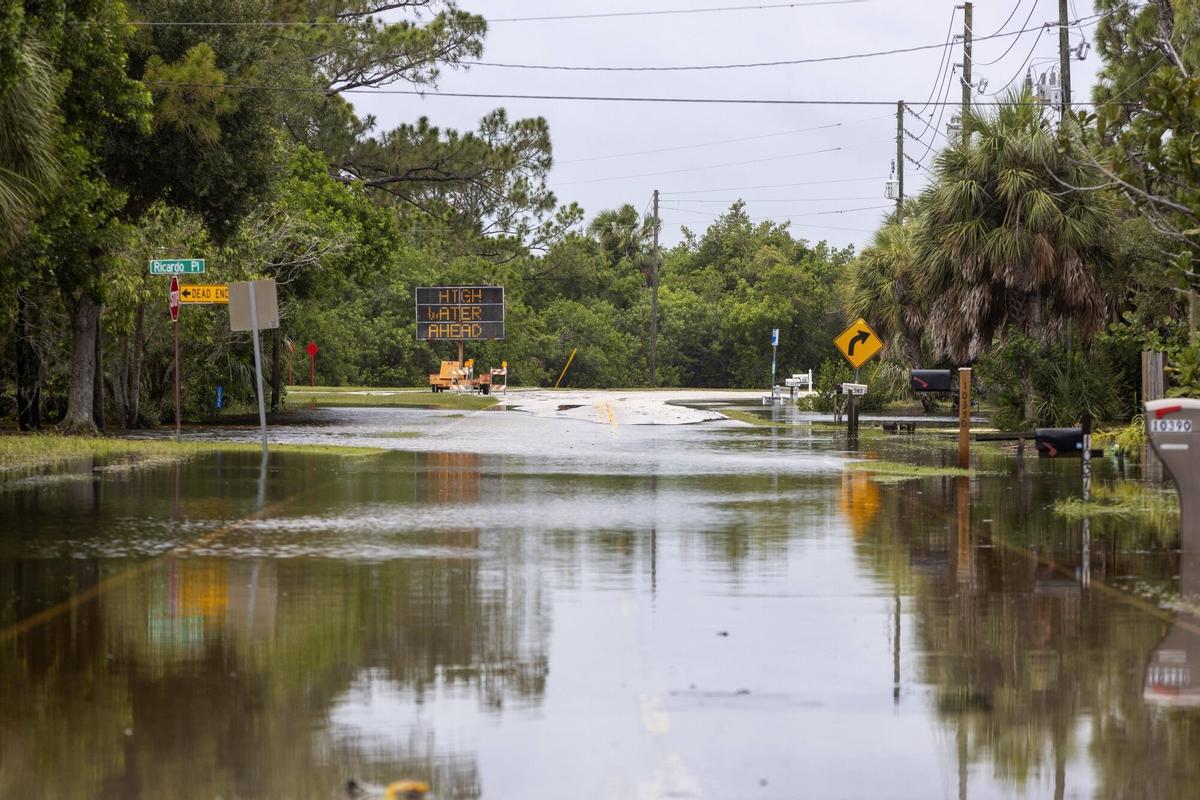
[976,335,1122,428]
[1093,417,1147,455]
[141,43,237,145]
[0,32,59,255]
[1032,349,1121,427]
[917,92,1115,362]
[975,334,1044,429]
[847,213,923,362]
[1167,345,1200,398]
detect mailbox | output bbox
[837,382,868,396]
[910,369,952,393]
[1034,428,1083,458]
[1146,398,1200,540]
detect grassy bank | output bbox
[1055,481,1178,522]
[0,434,388,476]
[285,385,497,410]
[848,460,973,482]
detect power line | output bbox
[663,203,892,217]
[471,10,1113,72]
[556,115,889,165]
[556,138,893,186]
[974,1,1042,67]
[668,195,882,202]
[102,0,873,26]
[142,82,1113,106]
[665,176,886,194]
[981,0,1027,39]
[488,0,873,23]
[985,26,1046,95]
[659,216,876,233]
[913,8,959,116]
[916,62,959,167]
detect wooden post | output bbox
[457,340,465,365]
[1082,412,1092,502]
[956,476,971,583]
[847,392,856,440]
[958,367,971,470]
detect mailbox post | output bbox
[839,382,867,439]
[1145,398,1200,542]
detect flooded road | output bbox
[1,402,1196,799]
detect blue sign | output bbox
[216,385,224,409]
[771,328,780,347]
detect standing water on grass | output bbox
[0,405,1196,799]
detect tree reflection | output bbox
[0,453,550,800]
[850,462,1200,798]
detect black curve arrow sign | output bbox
[847,329,871,356]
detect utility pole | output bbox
[895,100,904,216]
[961,2,973,134]
[649,189,661,387]
[1058,0,1072,116]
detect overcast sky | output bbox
[354,0,1102,251]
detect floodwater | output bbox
[1,402,1197,799]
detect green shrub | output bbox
[1167,344,1200,398]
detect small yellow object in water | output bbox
[385,781,429,799]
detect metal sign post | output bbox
[228,280,279,461]
[169,276,181,436]
[249,282,268,460]
[771,328,779,392]
[306,340,318,387]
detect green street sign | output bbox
[150,258,205,275]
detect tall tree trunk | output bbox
[15,294,42,431]
[128,304,144,427]
[270,328,281,411]
[92,308,105,431]
[61,295,100,435]
[1022,367,1036,424]
[110,334,130,430]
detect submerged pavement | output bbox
[0,399,1194,799]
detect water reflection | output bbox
[0,425,1198,798]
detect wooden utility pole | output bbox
[1058,0,1072,116]
[649,189,661,386]
[961,2,973,133]
[895,101,904,216]
[958,367,971,470]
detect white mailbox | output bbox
[1146,398,1200,541]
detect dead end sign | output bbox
[179,284,229,304]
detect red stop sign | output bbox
[306,341,318,357]
[169,276,180,322]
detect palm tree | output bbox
[587,204,655,280]
[917,91,1113,360]
[849,211,926,367]
[0,37,60,256]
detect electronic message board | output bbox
[415,286,505,341]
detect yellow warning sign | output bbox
[179,284,228,304]
[834,317,884,369]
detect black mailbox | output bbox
[1035,428,1083,458]
[910,369,952,393]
